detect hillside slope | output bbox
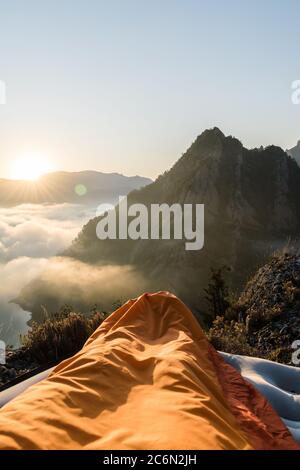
[209,252,300,365]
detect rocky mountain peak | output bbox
[201,126,226,139]
[191,127,226,150]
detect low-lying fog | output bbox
[0,203,95,347]
[0,202,153,349]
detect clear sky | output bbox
[0,0,300,179]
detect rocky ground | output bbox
[209,253,300,365]
[242,253,300,363]
[0,348,39,388]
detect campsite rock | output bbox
[0,348,38,388]
[7,368,17,379]
[238,254,300,363]
[209,253,300,365]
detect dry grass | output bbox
[207,316,257,356]
[21,307,105,365]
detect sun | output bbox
[10,153,53,181]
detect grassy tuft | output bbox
[21,306,105,365]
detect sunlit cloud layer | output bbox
[0,203,94,261]
[0,203,95,346]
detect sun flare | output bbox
[10,153,53,181]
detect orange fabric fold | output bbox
[0,292,298,450]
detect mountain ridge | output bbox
[17,128,300,320]
[0,170,152,207]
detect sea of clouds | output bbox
[0,203,95,261]
[0,203,94,347]
[0,203,151,348]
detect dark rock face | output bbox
[208,253,300,365]
[0,349,38,388]
[240,254,300,318]
[239,254,300,363]
[16,128,300,320]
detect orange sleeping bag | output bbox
[0,292,298,450]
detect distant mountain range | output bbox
[17,128,300,320]
[0,171,152,207]
[287,141,300,167]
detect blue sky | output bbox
[0,0,300,179]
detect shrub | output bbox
[203,266,232,324]
[21,307,105,365]
[207,316,257,356]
